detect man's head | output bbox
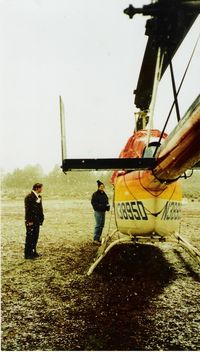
[97,180,104,191]
[32,183,43,194]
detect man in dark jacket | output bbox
[24,183,44,259]
[91,180,110,244]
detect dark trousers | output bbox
[24,224,40,258]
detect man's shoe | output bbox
[33,252,41,258]
[93,240,101,245]
[25,255,35,260]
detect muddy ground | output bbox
[1,198,200,351]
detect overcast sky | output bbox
[1,0,200,173]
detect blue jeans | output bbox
[93,211,105,241]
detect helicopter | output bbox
[60,0,200,275]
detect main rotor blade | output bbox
[131,0,199,110]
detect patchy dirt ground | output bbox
[1,198,200,351]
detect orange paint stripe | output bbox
[115,175,182,202]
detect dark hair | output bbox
[32,183,43,191]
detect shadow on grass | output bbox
[74,243,177,351]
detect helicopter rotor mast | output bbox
[60,0,200,173]
[124,0,200,130]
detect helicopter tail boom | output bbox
[154,95,200,182]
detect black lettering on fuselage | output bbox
[116,201,181,221]
[116,201,148,221]
[161,201,181,220]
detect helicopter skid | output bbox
[87,230,166,276]
[87,230,200,275]
[174,232,200,265]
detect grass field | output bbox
[1,198,200,351]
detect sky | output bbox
[1,0,200,174]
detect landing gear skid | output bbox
[87,230,200,275]
[87,230,130,275]
[174,232,200,265]
[87,230,165,276]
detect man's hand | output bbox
[27,222,34,226]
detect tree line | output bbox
[1,164,200,200]
[1,164,113,200]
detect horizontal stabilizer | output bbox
[62,158,156,171]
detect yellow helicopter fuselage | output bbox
[114,170,182,237]
[113,95,200,238]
